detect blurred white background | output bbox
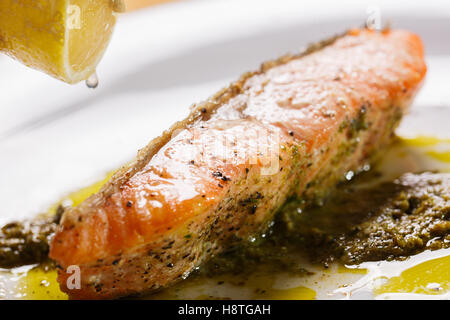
[0,0,449,223]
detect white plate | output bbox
[1,0,449,223]
[0,0,449,300]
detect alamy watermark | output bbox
[366,5,382,30]
[66,265,81,290]
[67,5,81,30]
[170,123,282,177]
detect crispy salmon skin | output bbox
[50,28,426,299]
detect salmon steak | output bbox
[49,28,426,299]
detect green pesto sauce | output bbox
[1,172,449,273]
[200,171,450,276]
[0,206,63,268]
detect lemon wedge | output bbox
[0,0,123,84]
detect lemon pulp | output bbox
[0,0,118,83]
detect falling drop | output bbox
[112,0,126,13]
[86,72,99,89]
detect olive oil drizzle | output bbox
[0,136,449,299]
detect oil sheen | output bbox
[1,135,449,300]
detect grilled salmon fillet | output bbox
[50,28,426,299]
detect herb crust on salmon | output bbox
[50,28,427,299]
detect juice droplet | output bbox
[112,0,127,13]
[86,72,99,89]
